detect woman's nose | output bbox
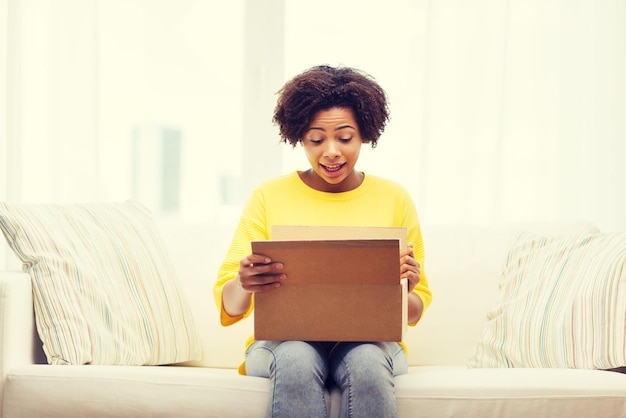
[324,139,340,157]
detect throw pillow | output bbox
[468,231,626,369]
[0,200,203,365]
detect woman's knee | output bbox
[332,343,398,385]
[273,341,329,382]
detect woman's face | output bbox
[300,107,364,192]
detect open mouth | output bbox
[322,163,345,173]
[320,163,346,177]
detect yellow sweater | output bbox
[214,171,432,373]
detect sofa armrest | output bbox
[0,271,38,414]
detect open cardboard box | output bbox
[252,226,408,342]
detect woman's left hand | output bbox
[400,244,421,293]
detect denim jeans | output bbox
[245,341,408,418]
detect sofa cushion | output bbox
[468,231,626,369]
[0,200,202,366]
[5,365,626,418]
[3,365,269,418]
[407,221,599,367]
[396,366,626,417]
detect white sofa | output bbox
[2,220,626,417]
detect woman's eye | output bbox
[339,137,353,143]
[309,138,323,144]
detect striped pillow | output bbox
[468,232,626,369]
[0,200,203,365]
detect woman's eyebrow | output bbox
[305,124,355,133]
[335,124,355,131]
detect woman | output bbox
[214,65,432,418]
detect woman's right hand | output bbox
[237,254,286,293]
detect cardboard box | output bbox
[252,226,408,342]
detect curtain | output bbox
[282,0,626,231]
[2,0,625,246]
[410,0,626,230]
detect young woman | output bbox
[214,65,432,418]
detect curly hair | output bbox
[272,65,390,148]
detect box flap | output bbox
[251,239,400,285]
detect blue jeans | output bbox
[245,341,408,418]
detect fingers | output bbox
[400,243,414,258]
[400,244,418,274]
[400,257,420,279]
[238,254,286,293]
[400,245,420,292]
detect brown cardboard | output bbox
[252,226,408,342]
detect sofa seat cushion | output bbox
[5,365,626,418]
[396,366,626,418]
[3,365,269,418]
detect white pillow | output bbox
[468,232,626,369]
[0,200,203,365]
